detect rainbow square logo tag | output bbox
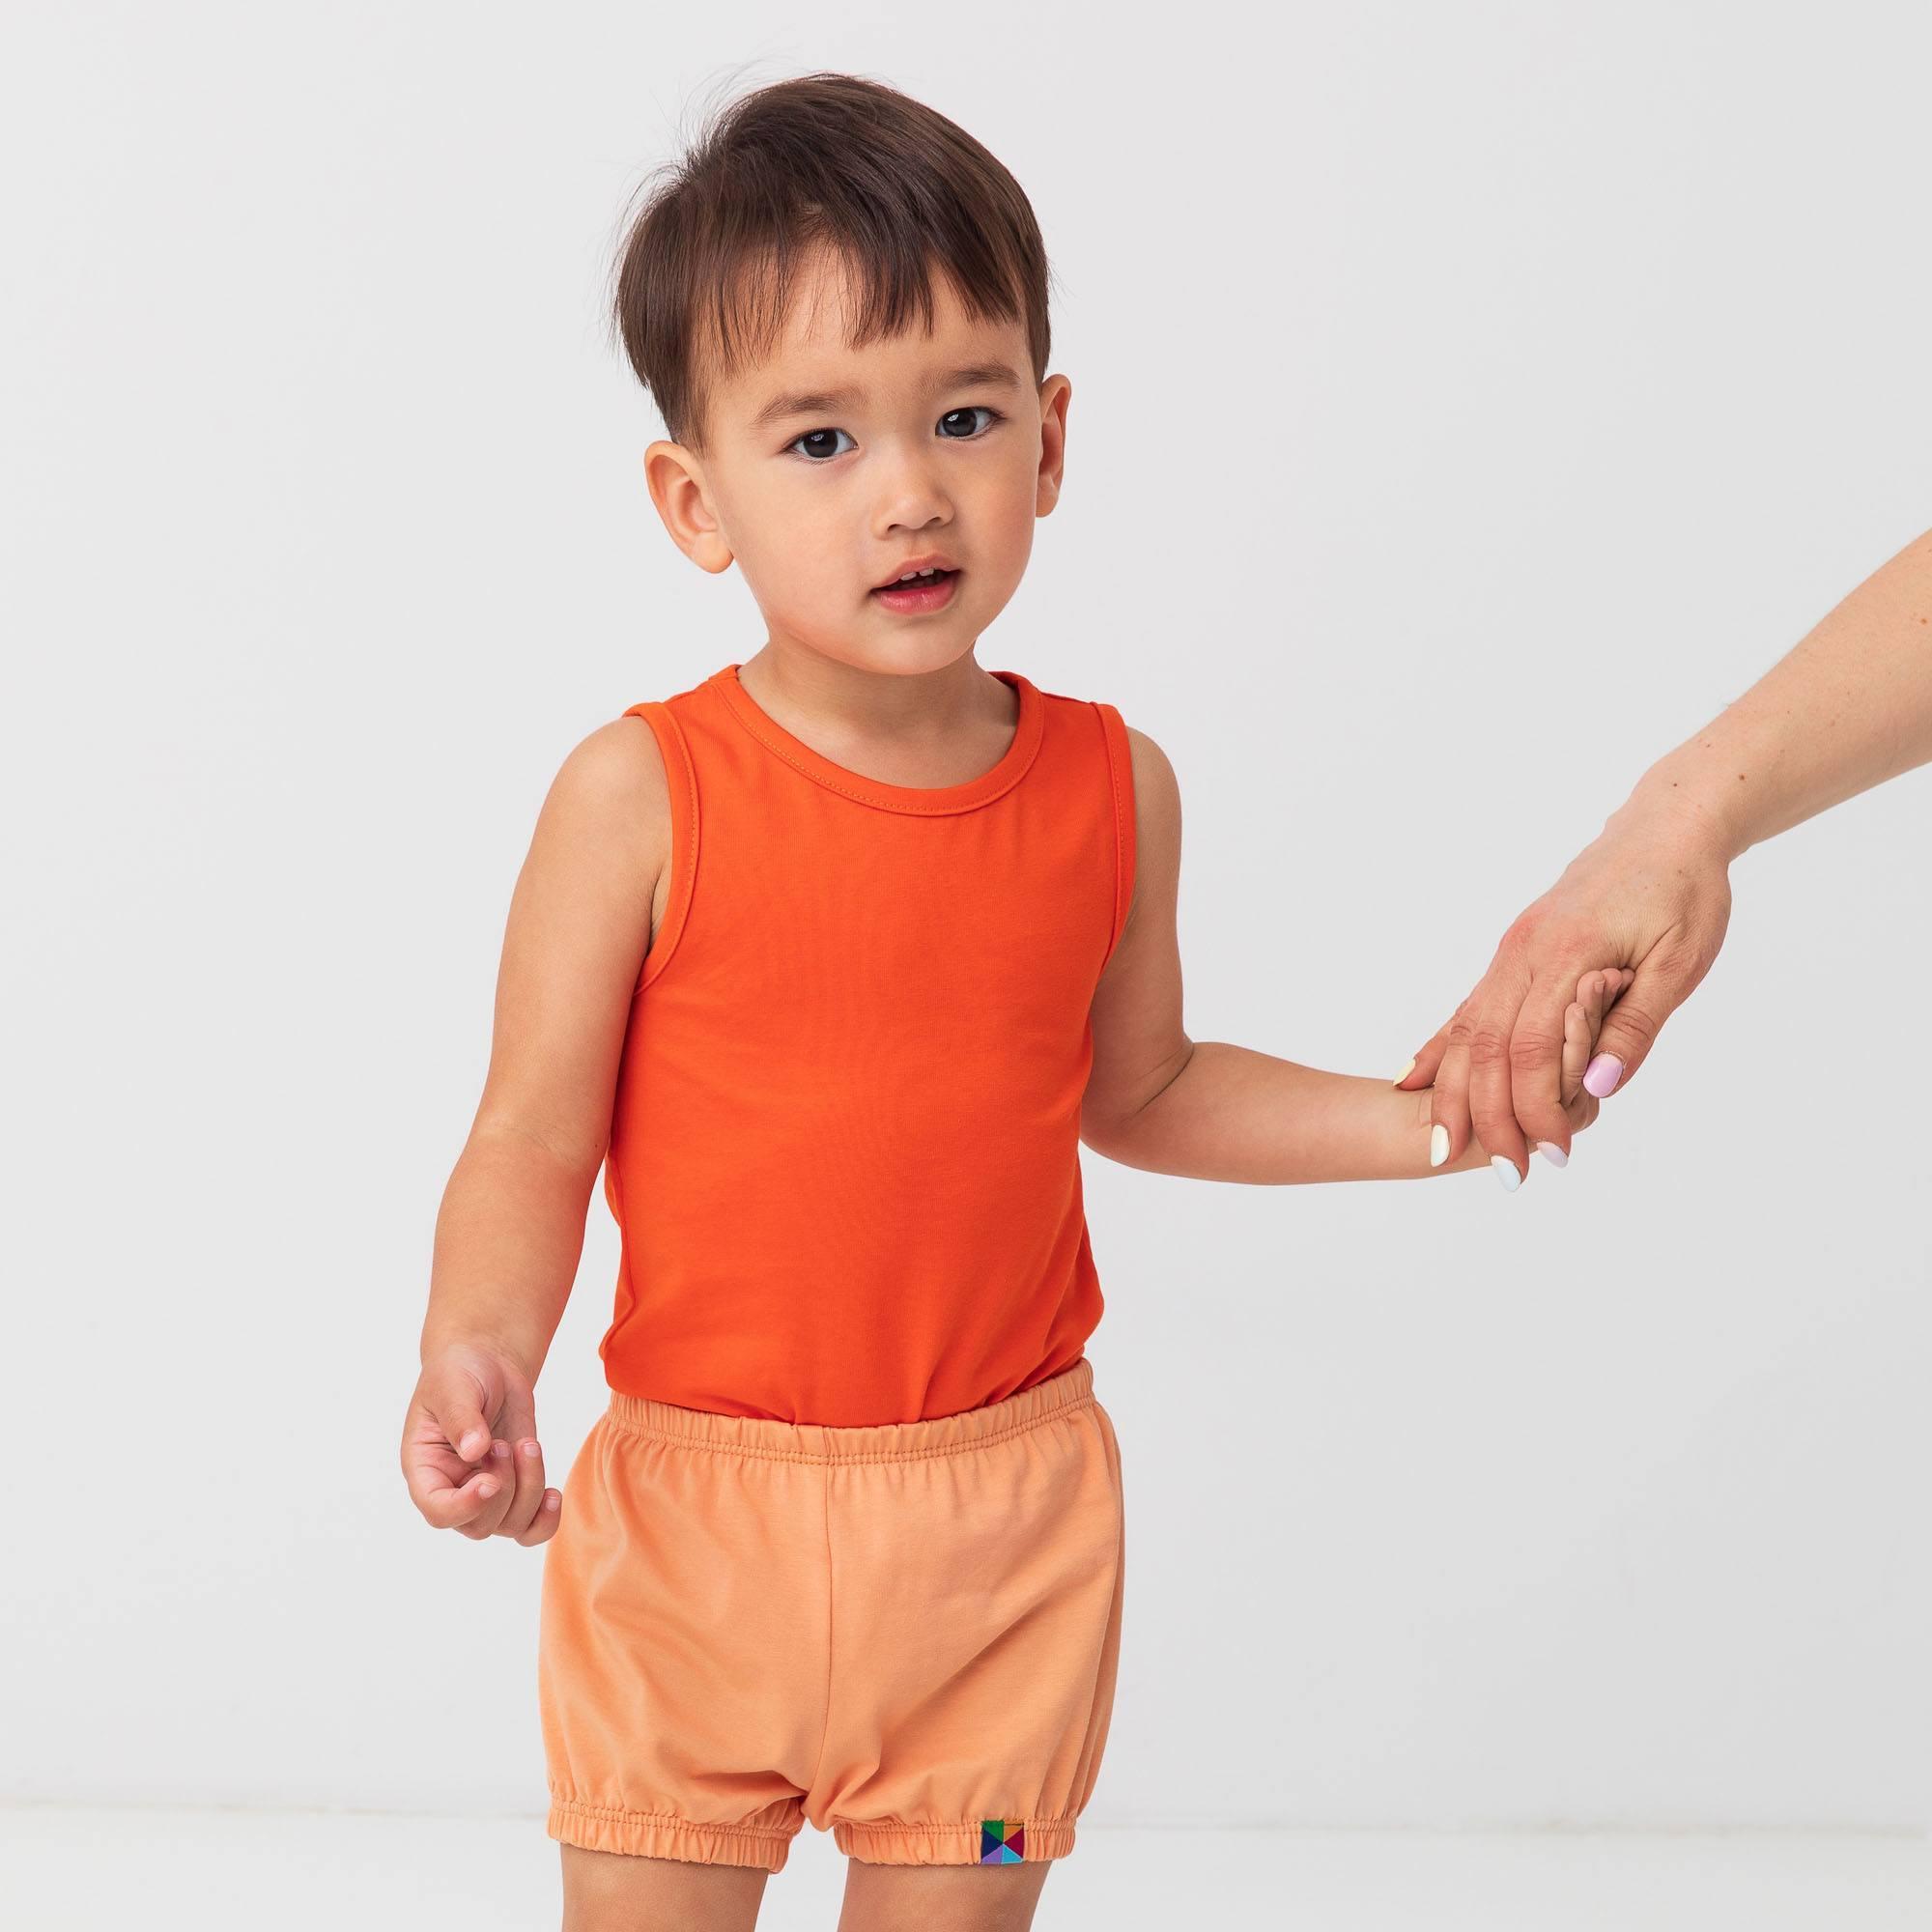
[979,1818,1026,1862]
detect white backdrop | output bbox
[5,2,1928,1835]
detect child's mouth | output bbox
[870,568,959,613]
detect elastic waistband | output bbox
[604,1356,1095,1464]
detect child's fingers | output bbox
[402,1398,504,1530]
[457,1438,521,1541]
[507,1437,563,1546]
[412,1458,503,1530]
[422,1385,493,1468]
[1563,973,1606,1092]
[1579,966,1634,1009]
[1556,967,1628,1115]
[1559,1000,1590,1106]
[498,1435,548,1544]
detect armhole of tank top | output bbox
[621,699,699,996]
[1093,699,1137,970]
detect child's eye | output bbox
[937,405,1005,440]
[787,426,855,462]
[783,406,1007,463]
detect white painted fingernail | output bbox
[1492,1154,1521,1192]
[1535,1140,1569,1167]
[1429,1123,1449,1168]
[1392,1056,1416,1085]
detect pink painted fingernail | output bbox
[1583,1053,1624,1097]
[1535,1141,1569,1167]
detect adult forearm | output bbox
[419,1126,598,1382]
[1627,526,1932,863]
[1086,1039,1487,1183]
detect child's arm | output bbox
[403,714,668,1532]
[1080,725,1605,1184]
[420,718,668,1372]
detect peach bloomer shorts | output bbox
[537,1355,1125,1872]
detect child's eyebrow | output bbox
[750,361,1025,430]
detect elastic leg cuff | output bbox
[834,1815,1076,1864]
[548,1796,797,1872]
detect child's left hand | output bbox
[1412,963,1634,1175]
[1550,964,1637,1145]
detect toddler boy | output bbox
[400,71,1620,1932]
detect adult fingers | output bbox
[1562,1080,1604,1133]
[1529,805,1733,1101]
[1425,991,1480,1172]
[1501,954,1619,1167]
[1393,1020,1451,1093]
[1463,945,1544,1187]
[1579,903,1729,1101]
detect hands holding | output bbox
[1383,523,1932,1188]
[1394,785,1735,1187]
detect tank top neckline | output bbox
[710,661,1045,815]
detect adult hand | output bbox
[1394,786,1736,1182]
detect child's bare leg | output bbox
[560,1843,771,1932]
[837,1857,1052,1932]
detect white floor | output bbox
[4,1805,1929,1929]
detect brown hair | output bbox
[607,71,1056,455]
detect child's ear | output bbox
[642,440,733,574]
[1036,374,1071,517]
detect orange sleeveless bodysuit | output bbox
[596,661,1136,1426]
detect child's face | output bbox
[644,247,1069,677]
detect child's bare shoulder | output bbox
[559,710,671,809]
[545,710,668,826]
[1094,720,1179,947]
[523,711,672,920]
[1120,722,1179,836]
